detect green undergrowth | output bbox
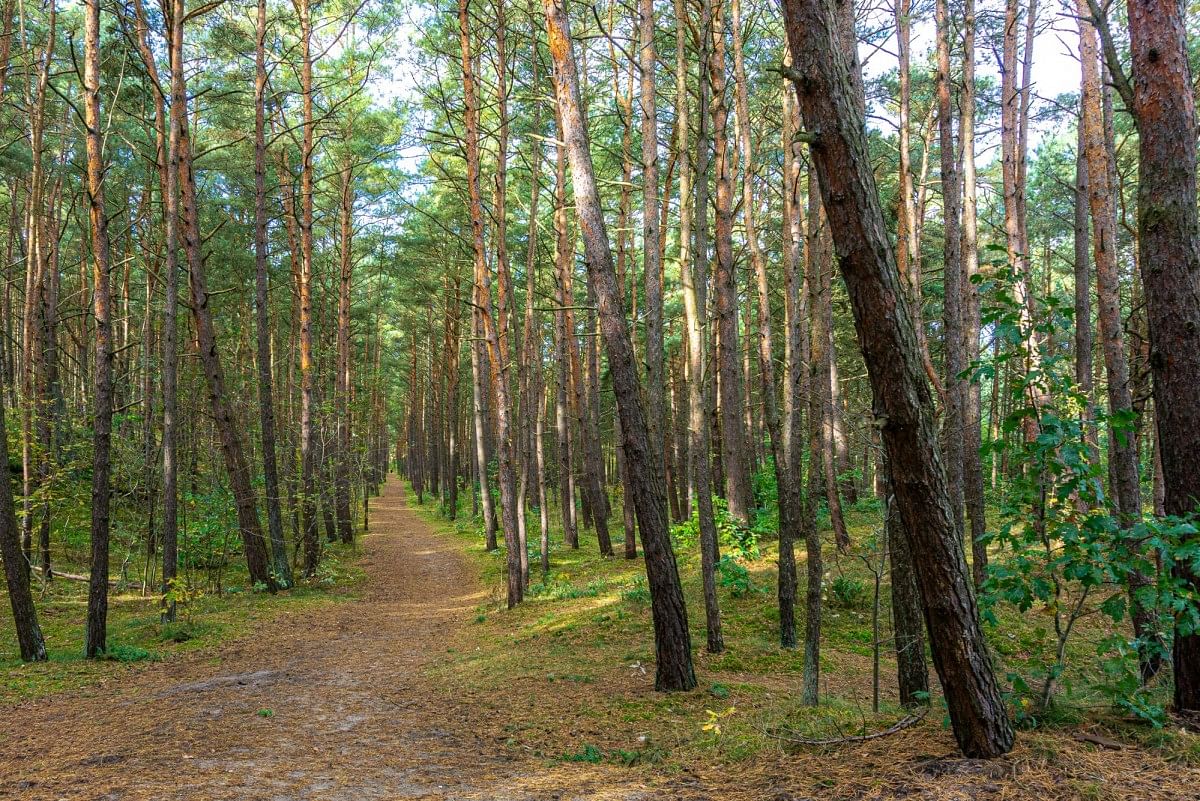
[408,484,1200,786]
[410,490,933,764]
[0,536,365,703]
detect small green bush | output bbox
[829,575,868,609]
[671,497,759,560]
[158,622,199,643]
[620,575,650,605]
[716,555,762,598]
[561,743,604,763]
[98,644,159,663]
[527,576,607,601]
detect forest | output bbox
[2,0,1200,796]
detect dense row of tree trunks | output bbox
[0,0,387,622]
[460,0,522,607]
[256,0,293,586]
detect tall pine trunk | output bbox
[255,0,292,585]
[705,0,751,524]
[959,0,987,588]
[1076,3,1157,679]
[1114,0,1200,712]
[83,0,115,657]
[544,0,695,690]
[335,155,355,545]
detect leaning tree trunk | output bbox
[171,0,275,591]
[885,458,930,706]
[543,0,695,691]
[0,379,45,661]
[781,0,1014,757]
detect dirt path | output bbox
[0,478,653,801]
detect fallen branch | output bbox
[761,706,928,746]
[1073,731,1124,750]
[33,565,118,586]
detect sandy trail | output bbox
[0,478,653,801]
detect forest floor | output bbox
[2,477,1199,800]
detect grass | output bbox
[412,492,920,756]
[5,476,1199,797]
[408,484,1200,798]
[0,531,366,703]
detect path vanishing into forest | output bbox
[0,478,656,801]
